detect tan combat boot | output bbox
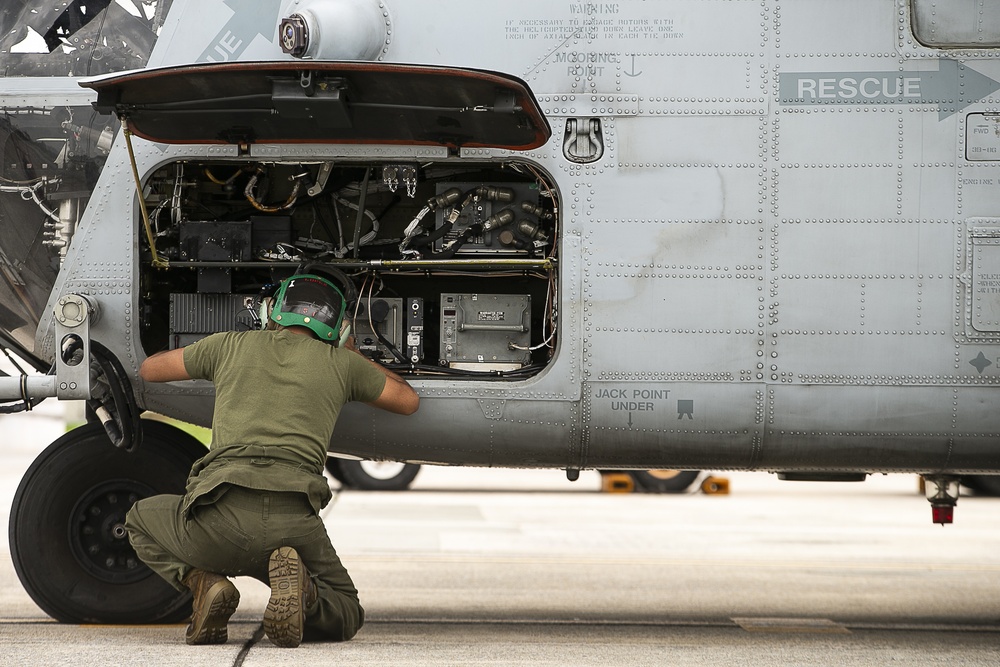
[263,546,318,648]
[181,569,241,645]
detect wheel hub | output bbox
[69,480,156,584]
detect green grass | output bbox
[66,413,212,446]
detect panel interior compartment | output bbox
[138,158,559,379]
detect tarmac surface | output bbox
[1,404,1000,666]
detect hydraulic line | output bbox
[245,167,304,212]
[89,341,143,453]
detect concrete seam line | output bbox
[233,623,265,666]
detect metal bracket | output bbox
[307,161,334,197]
[563,117,604,164]
[53,294,97,400]
[477,398,506,420]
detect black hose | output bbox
[410,186,482,251]
[428,224,483,259]
[0,390,45,413]
[89,341,142,453]
[410,220,453,248]
[371,325,408,364]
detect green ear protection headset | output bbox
[268,273,349,345]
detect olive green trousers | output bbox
[125,484,364,642]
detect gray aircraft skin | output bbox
[2,0,1000,623]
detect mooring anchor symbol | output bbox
[625,54,642,77]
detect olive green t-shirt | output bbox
[180,329,386,512]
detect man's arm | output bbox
[367,364,420,415]
[139,348,191,383]
[345,336,419,415]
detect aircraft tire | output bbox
[961,475,1000,497]
[629,470,701,493]
[324,456,350,484]
[9,421,205,624]
[334,459,420,490]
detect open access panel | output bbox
[138,158,559,379]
